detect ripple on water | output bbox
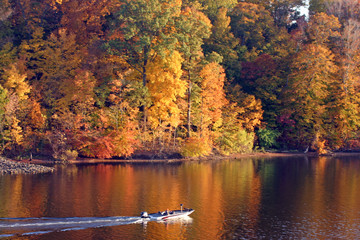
[221,211,360,240]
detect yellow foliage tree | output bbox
[0,62,31,153]
[216,102,256,155]
[146,50,186,129]
[228,85,263,132]
[8,116,23,146]
[2,63,30,101]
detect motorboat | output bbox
[141,204,194,221]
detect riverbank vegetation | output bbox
[0,0,360,160]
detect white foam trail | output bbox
[0,234,14,238]
[22,230,53,236]
[0,216,143,237]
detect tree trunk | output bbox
[142,46,149,132]
[186,73,192,138]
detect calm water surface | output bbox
[0,156,360,239]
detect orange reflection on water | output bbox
[3,176,31,217]
[217,159,262,238]
[1,157,360,239]
[246,164,261,237]
[189,162,225,239]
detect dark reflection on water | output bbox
[0,156,360,239]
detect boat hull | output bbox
[142,209,194,221]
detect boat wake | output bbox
[0,216,143,238]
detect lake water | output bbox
[0,156,360,239]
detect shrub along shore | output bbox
[0,157,55,174]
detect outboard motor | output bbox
[141,211,149,218]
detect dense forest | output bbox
[0,0,359,160]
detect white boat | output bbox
[141,204,194,221]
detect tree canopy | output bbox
[1,0,359,159]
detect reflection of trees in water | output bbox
[1,157,360,239]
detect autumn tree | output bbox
[18,28,49,83]
[0,0,13,47]
[146,50,186,150]
[106,0,179,87]
[71,76,139,159]
[340,23,360,138]
[203,7,239,81]
[2,63,30,99]
[18,27,102,159]
[0,61,31,155]
[7,0,360,157]
[229,1,295,110]
[6,0,61,44]
[287,13,341,152]
[307,12,341,45]
[0,0,11,21]
[56,0,114,45]
[215,102,257,155]
[185,61,229,156]
[197,0,237,21]
[47,68,97,160]
[20,28,84,113]
[322,1,360,147]
[175,2,212,137]
[325,0,360,24]
[240,54,285,128]
[247,0,305,28]
[289,44,338,150]
[230,2,276,59]
[227,2,295,133]
[105,77,140,157]
[198,62,227,137]
[227,85,263,132]
[106,0,182,130]
[214,84,262,154]
[309,0,326,15]
[21,97,46,154]
[0,43,17,80]
[0,85,8,153]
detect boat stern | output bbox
[140,211,150,219]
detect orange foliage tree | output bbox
[73,77,140,159]
[56,0,115,45]
[198,62,227,137]
[288,12,341,152]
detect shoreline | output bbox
[0,157,55,175]
[19,151,360,164]
[2,152,360,174]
